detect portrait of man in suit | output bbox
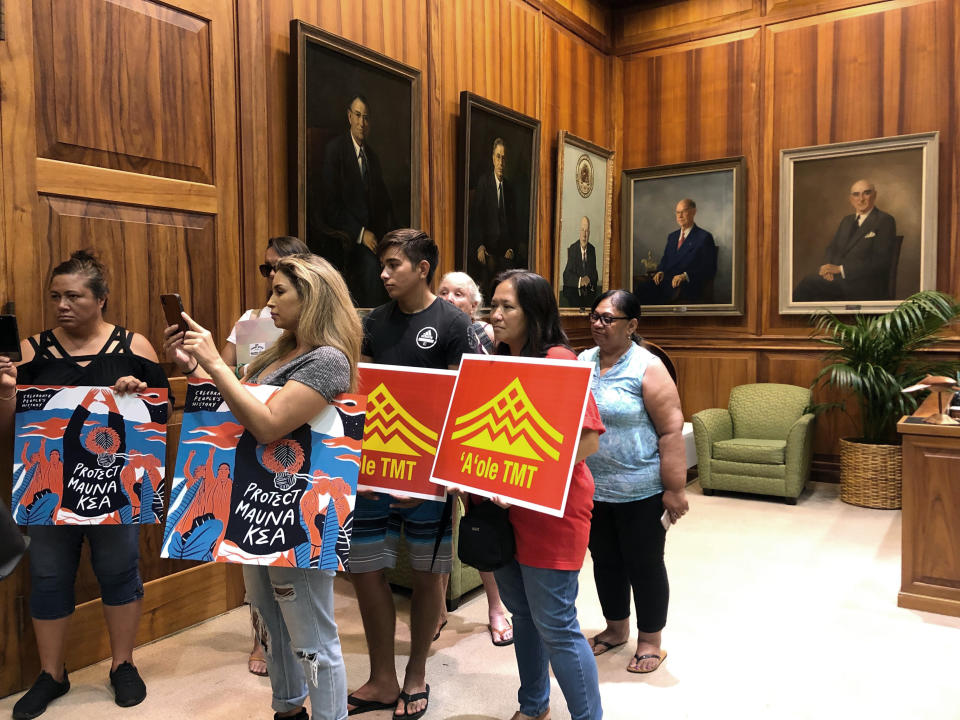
[318,94,395,307]
[793,179,898,302]
[637,198,717,305]
[560,216,599,308]
[468,137,523,297]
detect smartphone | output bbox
[660,509,672,532]
[159,293,188,334]
[0,314,21,361]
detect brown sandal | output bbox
[247,651,268,677]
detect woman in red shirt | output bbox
[489,270,604,720]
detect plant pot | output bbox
[839,438,902,509]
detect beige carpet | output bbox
[3,481,960,719]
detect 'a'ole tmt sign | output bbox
[430,355,592,517]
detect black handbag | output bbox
[457,498,515,572]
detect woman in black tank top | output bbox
[0,251,169,716]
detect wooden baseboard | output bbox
[811,456,840,483]
[898,591,960,618]
[9,562,244,697]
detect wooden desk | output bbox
[897,418,960,617]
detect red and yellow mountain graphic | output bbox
[363,383,439,457]
[450,378,563,461]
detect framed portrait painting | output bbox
[459,92,540,302]
[623,157,745,316]
[292,20,421,309]
[553,131,613,314]
[779,132,939,314]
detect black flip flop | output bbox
[627,649,667,674]
[348,693,401,716]
[590,636,627,655]
[392,684,430,720]
[432,619,447,642]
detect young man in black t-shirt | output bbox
[348,229,470,719]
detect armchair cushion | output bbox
[713,438,786,465]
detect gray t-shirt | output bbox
[247,345,350,401]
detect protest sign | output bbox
[431,355,592,517]
[162,379,365,569]
[12,386,169,525]
[357,363,454,501]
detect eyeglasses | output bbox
[588,312,629,326]
[258,263,276,278]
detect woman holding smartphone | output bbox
[577,290,687,675]
[219,234,309,676]
[487,269,603,720]
[164,254,361,720]
[0,250,169,719]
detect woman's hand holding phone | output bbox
[179,313,225,375]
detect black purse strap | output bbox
[429,494,454,572]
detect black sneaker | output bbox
[273,709,308,720]
[12,669,70,720]
[109,661,146,708]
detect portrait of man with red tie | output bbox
[637,198,718,305]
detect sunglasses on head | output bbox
[258,263,276,278]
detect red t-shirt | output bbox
[509,346,605,571]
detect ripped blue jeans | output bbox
[244,565,347,720]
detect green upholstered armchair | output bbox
[692,383,815,504]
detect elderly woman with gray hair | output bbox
[434,270,513,646]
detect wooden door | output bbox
[0,0,245,696]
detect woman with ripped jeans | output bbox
[165,254,362,720]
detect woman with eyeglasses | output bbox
[488,269,603,720]
[221,236,310,374]
[219,235,309,677]
[577,290,687,675]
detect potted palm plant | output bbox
[811,290,960,508]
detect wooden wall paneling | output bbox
[35,160,219,215]
[257,0,429,258]
[620,30,762,336]
[34,197,219,358]
[0,0,42,695]
[669,349,758,418]
[236,0,271,311]
[535,0,611,51]
[202,0,243,341]
[762,0,956,336]
[758,351,860,457]
[0,0,44,334]
[609,55,624,293]
[434,0,542,276]
[539,18,612,280]
[613,0,760,54]
[32,0,214,183]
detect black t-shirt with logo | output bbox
[362,298,472,369]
